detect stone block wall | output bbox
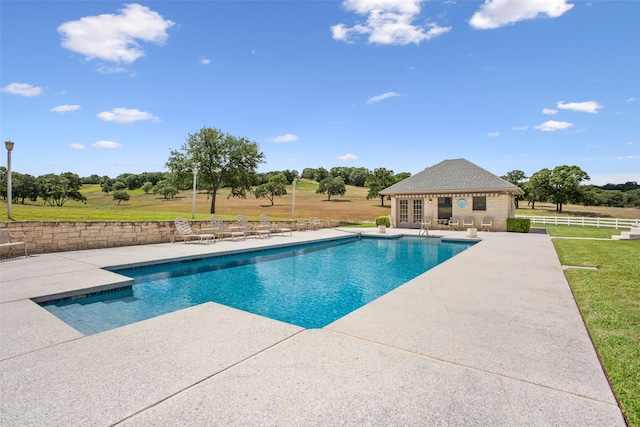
[0,219,339,255]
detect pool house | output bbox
[380,158,524,232]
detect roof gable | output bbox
[380,158,522,194]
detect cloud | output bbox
[616,155,640,160]
[50,104,81,113]
[469,0,574,30]
[97,108,159,123]
[1,82,43,97]
[542,108,558,115]
[331,0,451,45]
[337,153,359,161]
[627,97,639,102]
[200,58,210,65]
[556,100,603,113]
[534,120,573,131]
[69,143,86,150]
[511,125,529,131]
[367,91,403,104]
[96,65,129,74]
[487,132,501,137]
[92,140,122,149]
[57,3,175,64]
[267,134,298,143]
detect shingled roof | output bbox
[380,158,523,195]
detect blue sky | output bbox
[1,0,638,185]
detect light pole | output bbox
[291,178,298,219]
[5,141,14,220]
[191,168,198,219]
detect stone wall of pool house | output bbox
[0,219,338,255]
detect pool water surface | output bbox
[40,236,474,334]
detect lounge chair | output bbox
[481,216,493,231]
[208,215,245,241]
[463,216,475,228]
[449,216,461,230]
[237,214,270,239]
[296,220,308,231]
[308,217,322,230]
[259,214,292,236]
[173,218,215,244]
[0,229,28,258]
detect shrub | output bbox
[507,217,531,233]
[375,215,391,227]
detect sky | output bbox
[1,0,639,186]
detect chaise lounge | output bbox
[173,218,216,244]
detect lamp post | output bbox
[5,141,14,220]
[291,178,298,219]
[191,168,198,219]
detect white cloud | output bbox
[97,64,129,74]
[331,0,451,45]
[200,58,210,65]
[556,100,603,113]
[92,140,122,149]
[367,91,403,104]
[69,143,86,150]
[1,82,43,97]
[57,3,175,64]
[487,132,500,137]
[534,120,573,131]
[542,108,558,115]
[337,153,359,161]
[616,155,640,160]
[50,104,81,113]
[627,97,639,102]
[511,125,528,131]
[97,108,159,123]
[267,134,298,143]
[469,0,574,30]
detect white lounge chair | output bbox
[173,218,215,244]
[463,216,475,228]
[0,229,28,258]
[259,214,292,236]
[208,215,245,241]
[419,217,432,237]
[449,216,461,230]
[237,214,270,239]
[308,217,322,230]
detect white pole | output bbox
[291,179,298,219]
[191,168,198,219]
[5,141,14,220]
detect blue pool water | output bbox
[40,236,474,334]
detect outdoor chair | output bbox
[419,217,432,237]
[237,214,270,239]
[308,217,322,230]
[0,229,28,258]
[259,214,292,236]
[207,215,245,241]
[296,220,308,231]
[449,216,461,230]
[463,216,475,228]
[480,216,493,231]
[173,218,215,244]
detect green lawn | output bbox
[552,235,640,426]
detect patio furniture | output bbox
[296,220,308,231]
[207,215,245,241]
[237,214,270,239]
[173,218,215,244]
[463,216,475,228]
[419,217,432,237]
[480,216,493,231]
[449,216,461,230]
[437,218,450,230]
[259,214,292,236]
[0,229,28,258]
[308,217,322,230]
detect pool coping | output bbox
[0,228,626,426]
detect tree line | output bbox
[501,167,640,212]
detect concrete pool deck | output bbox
[0,228,625,426]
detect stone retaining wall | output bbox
[1,220,339,255]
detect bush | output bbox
[507,217,531,233]
[375,215,391,227]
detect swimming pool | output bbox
[40,236,474,334]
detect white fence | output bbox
[516,215,639,229]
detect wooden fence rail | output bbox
[516,215,639,229]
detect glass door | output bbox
[438,197,452,220]
[411,199,423,228]
[399,199,409,228]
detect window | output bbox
[473,196,486,211]
[413,199,422,223]
[399,199,408,224]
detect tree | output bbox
[349,167,369,187]
[37,172,87,207]
[101,178,114,194]
[501,170,527,208]
[141,181,154,194]
[254,173,288,206]
[316,176,346,201]
[166,127,265,213]
[313,167,329,182]
[548,165,590,213]
[153,180,179,199]
[527,168,552,209]
[113,180,127,191]
[365,168,396,207]
[13,173,39,203]
[112,190,130,205]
